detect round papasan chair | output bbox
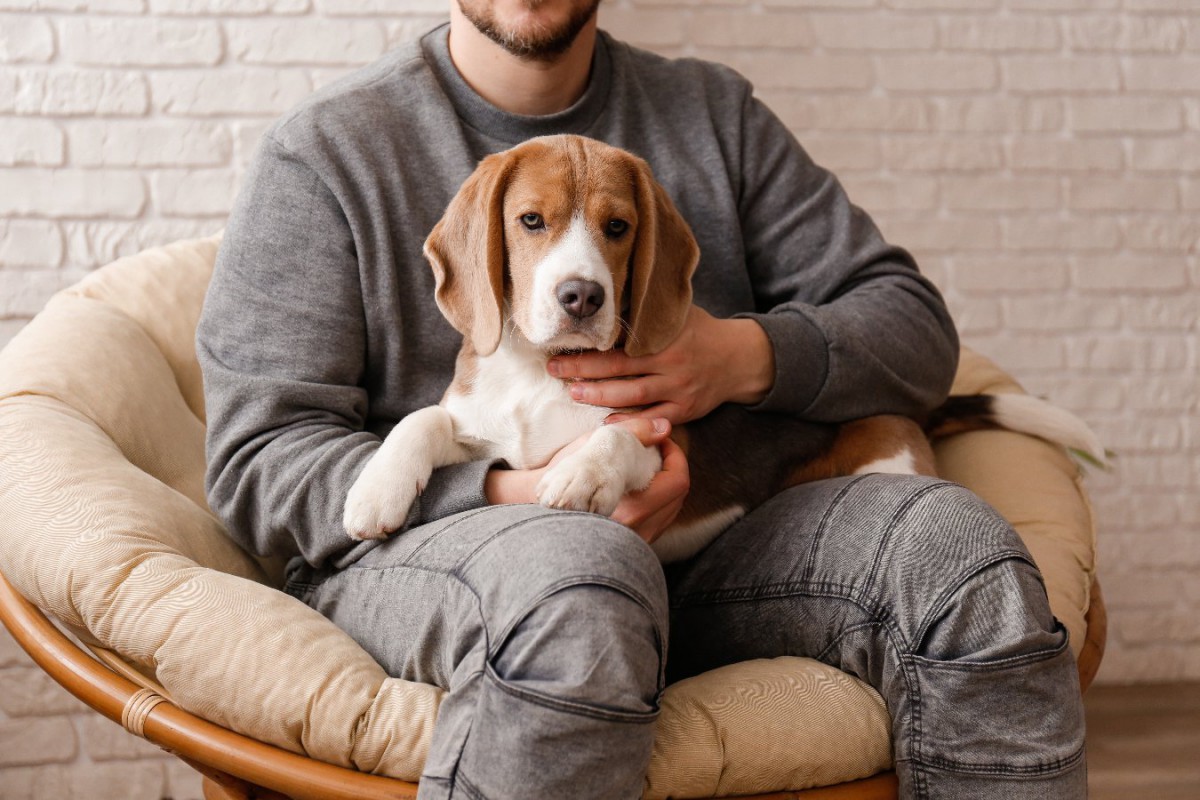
[0,234,1104,800]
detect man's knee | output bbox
[451,512,666,714]
[463,509,668,621]
[848,478,1084,779]
[491,582,665,713]
[860,477,1067,665]
[839,475,1048,652]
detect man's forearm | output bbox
[485,466,541,505]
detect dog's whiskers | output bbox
[616,317,639,351]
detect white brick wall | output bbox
[1,0,1198,791]
[0,629,203,798]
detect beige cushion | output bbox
[0,236,1095,797]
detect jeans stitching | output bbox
[907,632,1072,672]
[667,569,1077,794]
[862,479,954,611]
[908,656,926,800]
[813,615,924,771]
[916,742,1086,777]
[868,482,1027,796]
[715,587,922,794]
[799,477,1038,796]
[311,506,508,587]
[483,663,659,724]
[282,581,317,601]
[814,620,885,663]
[668,578,860,608]
[453,771,488,800]
[404,505,498,563]
[791,585,1076,791]
[455,509,624,573]
[802,474,871,579]
[486,574,668,683]
[910,549,1038,655]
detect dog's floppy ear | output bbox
[424,152,516,356]
[624,155,700,358]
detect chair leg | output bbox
[197,768,290,800]
[202,776,248,800]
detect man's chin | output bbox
[459,0,600,63]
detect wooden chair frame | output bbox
[0,569,1104,800]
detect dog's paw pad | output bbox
[536,458,622,517]
[342,474,423,541]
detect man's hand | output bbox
[607,423,689,544]
[547,306,776,426]
[485,418,690,544]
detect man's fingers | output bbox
[626,499,683,544]
[658,436,688,477]
[569,375,674,409]
[605,416,671,445]
[548,350,653,380]
[604,402,686,427]
[611,440,690,542]
[611,478,685,536]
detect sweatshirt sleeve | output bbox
[197,135,497,569]
[733,91,959,423]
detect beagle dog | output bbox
[344,135,1103,562]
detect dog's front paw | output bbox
[342,459,426,541]
[536,454,624,517]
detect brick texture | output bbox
[1,0,1197,792]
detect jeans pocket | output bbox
[904,628,1084,778]
[446,664,657,800]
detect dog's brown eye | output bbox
[521,213,545,230]
[606,219,629,237]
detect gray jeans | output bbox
[285,474,1086,799]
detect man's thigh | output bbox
[286,502,669,691]
[663,473,1039,683]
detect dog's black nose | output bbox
[556,280,605,319]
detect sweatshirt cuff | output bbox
[420,457,508,523]
[735,309,830,417]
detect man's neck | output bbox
[447,6,597,117]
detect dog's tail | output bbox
[927,394,1108,468]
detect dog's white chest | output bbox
[443,345,610,470]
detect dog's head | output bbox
[424,135,700,358]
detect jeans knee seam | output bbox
[483,663,660,723]
[814,619,886,664]
[485,574,669,678]
[863,480,955,602]
[404,506,500,563]
[454,510,630,573]
[910,549,1039,654]
[802,474,873,578]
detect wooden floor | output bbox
[1086,682,1200,799]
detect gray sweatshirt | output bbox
[197,24,959,569]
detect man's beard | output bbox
[458,0,602,63]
